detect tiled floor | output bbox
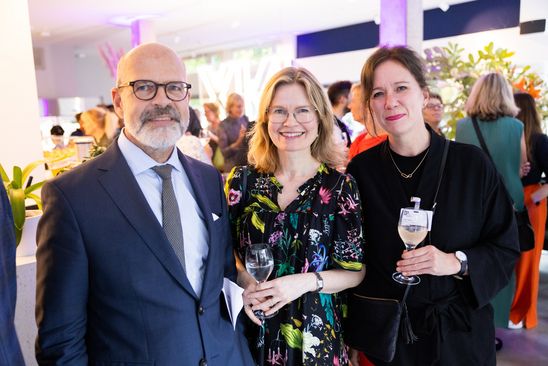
[496,250,548,366]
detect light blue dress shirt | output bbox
[118,130,209,296]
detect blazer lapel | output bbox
[177,151,217,299]
[97,144,198,298]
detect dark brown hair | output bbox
[514,92,543,164]
[360,46,428,134]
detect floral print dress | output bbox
[226,164,364,366]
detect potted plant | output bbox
[0,160,45,253]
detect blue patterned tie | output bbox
[152,165,185,271]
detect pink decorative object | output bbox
[98,43,125,80]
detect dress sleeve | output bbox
[330,174,365,271]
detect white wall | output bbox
[0,0,44,172]
[34,31,131,102]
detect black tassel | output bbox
[400,302,418,344]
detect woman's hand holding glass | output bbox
[396,245,463,277]
[245,273,316,318]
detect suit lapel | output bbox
[97,144,198,298]
[177,151,217,299]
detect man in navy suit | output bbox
[36,43,253,366]
[0,183,25,365]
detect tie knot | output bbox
[152,165,173,180]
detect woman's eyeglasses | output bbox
[267,106,317,124]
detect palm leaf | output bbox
[12,166,22,189]
[0,163,8,182]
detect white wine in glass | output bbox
[245,243,276,318]
[392,197,429,285]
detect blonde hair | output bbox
[465,73,519,120]
[81,107,119,140]
[81,108,107,129]
[203,102,220,119]
[225,93,244,114]
[248,66,339,173]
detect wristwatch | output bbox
[454,251,468,279]
[313,272,324,293]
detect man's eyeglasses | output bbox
[267,106,317,124]
[118,80,191,101]
[425,103,444,111]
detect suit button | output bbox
[199,358,207,366]
[198,305,204,315]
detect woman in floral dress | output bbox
[225,66,365,366]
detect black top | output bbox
[346,130,519,365]
[522,132,548,185]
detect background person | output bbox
[35,43,253,366]
[346,46,519,366]
[80,107,114,147]
[348,83,387,160]
[49,125,66,150]
[226,66,365,365]
[509,92,548,329]
[218,92,250,172]
[455,72,526,339]
[422,92,445,135]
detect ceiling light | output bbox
[439,2,450,12]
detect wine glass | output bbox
[392,207,429,285]
[245,243,276,319]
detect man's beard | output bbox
[126,105,188,150]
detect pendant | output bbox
[400,172,413,179]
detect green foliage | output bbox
[0,161,45,246]
[424,42,548,139]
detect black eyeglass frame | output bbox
[118,80,192,101]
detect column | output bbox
[131,19,157,47]
[0,0,44,170]
[379,0,423,51]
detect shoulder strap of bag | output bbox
[471,117,494,162]
[471,118,519,209]
[432,138,450,213]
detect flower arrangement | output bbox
[424,42,548,139]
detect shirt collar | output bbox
[118,128,183,176]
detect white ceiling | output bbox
[28,0,473,55]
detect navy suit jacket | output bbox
[36,141,253,366]
[0,183,25,365]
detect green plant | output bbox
[0,161,45,245]
[424,42,548,139]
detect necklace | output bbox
[388,147,430,179]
